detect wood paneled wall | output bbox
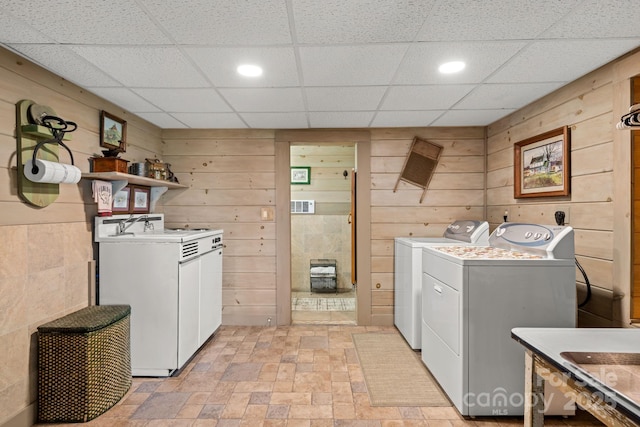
[162,128,486,327]
[0,47,163,427]
[367,128,486,324]
[161,129,278,326]
[487,48,640,327]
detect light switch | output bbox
[261,207,274,221]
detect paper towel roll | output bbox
[24,159,81,184]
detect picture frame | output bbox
[290,166,311,185]
[514,126,570,198]
[112,187,131,212]
[100,111,127,152]
[130,185,150,213]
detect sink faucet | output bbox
[118,214,148,235]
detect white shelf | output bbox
[82,172,186,189]
[82,171,186,211]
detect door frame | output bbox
[274,130,371,325]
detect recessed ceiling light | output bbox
[237,64,263,77]
[438,61,465,74]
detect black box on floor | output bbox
[310,258,337,292]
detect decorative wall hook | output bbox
[616,103,640,129]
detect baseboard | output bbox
[1,404,35,427]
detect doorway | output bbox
[290,143,356,324]
[274,130,371,326]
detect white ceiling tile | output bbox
[488,39,640,83]
[299,45,408,86]
[306,87,387,111]
[2,0,638,129]
[292,0,435,44]
[395,41,528,85]
[543,0,640,38]
[140,0,291,45]
[0,0,169,44]
[309,112,375,128]
[69,46,209,87]
[171,113,247,129]
[132,89,231,113]
[381,85,475,110]
[431,109,516,126]
[0,11,51,43]
[89,88,161,113]
[8,44,120,87]
[417,0,581,41]
[219,88,305,112]
[185,47,299,87]
[135,112,188,129]
[371,111,444,127]
[241,112,309,129]
[455,83,565,110]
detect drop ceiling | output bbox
[1,0,639,129]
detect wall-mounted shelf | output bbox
[82,171,186,189]
[82,171,186,211]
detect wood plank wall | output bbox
[631,76,640,319]
[0,47,163,427]
[162,128,485,326]
[368,127,485,324]
[161,129,278,326]
[487,48,640,327]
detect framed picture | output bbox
[514,126,570,198]
[112,187,131,212]
[131,185,150,213]
[291,166,311,185]
[100,111,127,152]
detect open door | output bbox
[350,168,357,287]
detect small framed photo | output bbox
[112,187,131,212]
[100,110,127,152]
[291,166,311,185]
[514,126,570,198]
[131,185,150,213]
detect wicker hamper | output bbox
[37,305,132,423]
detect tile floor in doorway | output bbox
[291,290,356,325]
[45,325,603,427]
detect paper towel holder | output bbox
[15,99,77,207]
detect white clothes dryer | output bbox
[394,220,489,349]
[421,222,576,416]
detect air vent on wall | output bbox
[291,200,315,214]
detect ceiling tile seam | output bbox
[367,1,443,128]
[286,0,311,128]
[133,0,250,129]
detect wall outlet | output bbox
[555,206,570,225]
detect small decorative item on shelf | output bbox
[90,154,129,173]
[142,158,178,182]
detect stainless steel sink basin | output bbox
[560,352,640,406]
[561,352,640,366]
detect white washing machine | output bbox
[421,222,576,416]
[394,220,489,349]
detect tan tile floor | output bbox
[291,291,356,325]
[42,325,604,426]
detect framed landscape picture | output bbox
[100,110,127,152]
[514,126,570,198]
[290,166,311,185]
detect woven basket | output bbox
[37,305,132,423]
